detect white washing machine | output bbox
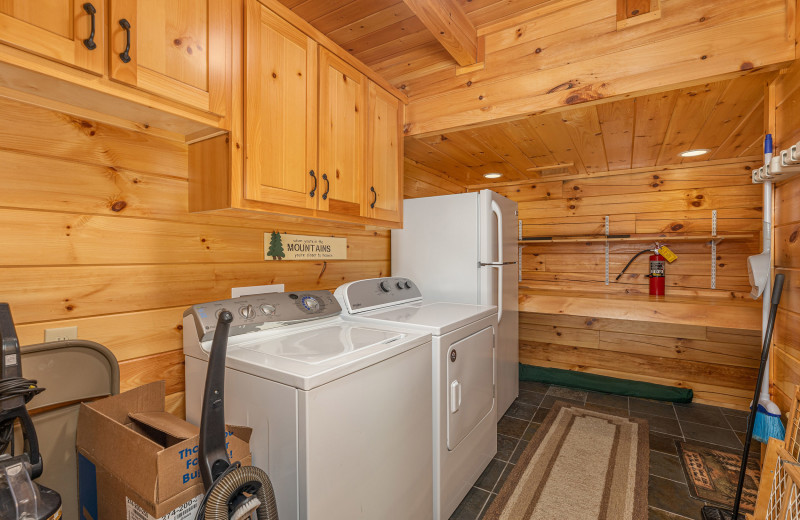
[183,290,434,520]
[334,277,497,520]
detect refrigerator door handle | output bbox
[491,200,504,322]
[492,200,503,264]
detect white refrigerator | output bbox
[391,189,519,418]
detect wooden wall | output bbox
[0,96,391,418]
[772,57,800,415]
[497,160,762,298]
[519,312,761,409]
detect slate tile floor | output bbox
[449,381,755,520]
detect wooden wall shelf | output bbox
[518,233,755,245]
[518,288,761,331]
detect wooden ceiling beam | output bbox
[402,0,479,66]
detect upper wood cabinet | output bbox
[0,0,229,137]
[189,0,406,227]
[244,4,316,211]
[318,48,365,219]
[107,0,227,116]
[0,0,105,75]
[365,81,403,223]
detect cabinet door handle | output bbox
[370,186,377,209]
[82,3,97,50]
[309,170,317,198]
[321,174,329,200]
[118,19,132,63]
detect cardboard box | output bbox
[77,382,251,520]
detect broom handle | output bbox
[732,273,784,519]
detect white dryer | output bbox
[334,277,497,520]
[183,290,433,520]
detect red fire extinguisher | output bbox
[648,252,666,296]
[616,245,676,296]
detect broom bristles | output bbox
[752,403,786,444]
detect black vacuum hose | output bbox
[204,465,278,520]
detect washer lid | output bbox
[216,318,430,390]
[237,324,406,364]
[357,301,496,336]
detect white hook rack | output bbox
[753,140,800,182]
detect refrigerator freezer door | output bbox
[392,193,481,304]
[479,190,519,418]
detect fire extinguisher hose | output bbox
[615,249,653,281]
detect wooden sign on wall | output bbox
[264,233,347,261]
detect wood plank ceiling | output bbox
[278,0,771,187]
[405,73,771,187]
[276,0,541,79]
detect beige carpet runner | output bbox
[484,402,649,520]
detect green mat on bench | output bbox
[519,364,693,403]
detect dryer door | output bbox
[446,326,494,450]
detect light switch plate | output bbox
[44,326,78,342]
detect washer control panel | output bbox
[184,290,340,341]
[338,277,422,314]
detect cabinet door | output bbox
[0,0,104,74]
[108,0,226,115]
[243,0,317,211]
[318,48,365,218]
[365,82,403,223]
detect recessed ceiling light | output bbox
[483,172,502,179]
[679,149,710,157]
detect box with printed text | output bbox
[76,381,251,519]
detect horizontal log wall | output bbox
[520,312,761,409]
[0,96,391,418]
[503,160,762,298]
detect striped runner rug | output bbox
[484,402,649,520]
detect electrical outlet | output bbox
[44,326,78,342]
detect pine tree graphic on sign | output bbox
[268,232,285,260]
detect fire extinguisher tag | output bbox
[650,261,665,276]
[658,245,677,263]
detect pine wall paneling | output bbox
[487,159,763,410]
[769,45,800,417]
[519,312,761,409]
[0,96,391,418]
[508,160,762,298]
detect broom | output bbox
[751,134,786,444]
[701,273,785,520]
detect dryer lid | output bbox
[359,301,496,336]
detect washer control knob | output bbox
[260,304,276,316]
[301,296,320,312]
[239,304,256,319]
[404,281,411,289]
[396,281,404,290]
[379,280,391,292]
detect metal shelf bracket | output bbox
[711,210,717,289]
[605,216,610,285]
